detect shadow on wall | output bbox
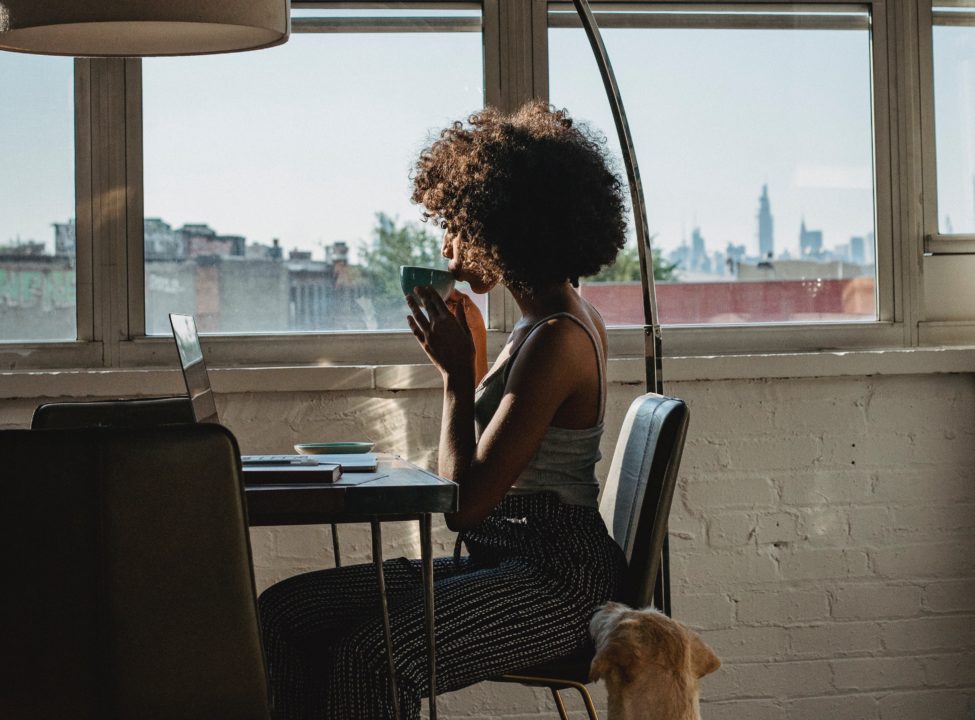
[221,388,447,583]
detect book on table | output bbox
[244,462,342,484]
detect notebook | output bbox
[168,313,342,483]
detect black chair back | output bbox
[31,396,194,430]
[599,393,690,608]
[0,424,270,720]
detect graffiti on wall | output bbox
[0,268,76,310]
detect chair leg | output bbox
[330,523,342,567]
[550,688,570,720]
[575,683,600,720]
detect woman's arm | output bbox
[406,288,478,502]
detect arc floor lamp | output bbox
[569,0,671,615]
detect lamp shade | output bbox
[0,0,289,57]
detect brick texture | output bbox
[5,372,974,719]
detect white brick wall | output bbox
[670,374,975,720]
[2,371,973,718]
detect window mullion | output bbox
[869,0,899,327]
[74,59,95,345]
[886,0,926,342]
[88,58,131,367]
[482,0,508,331]
[498,0,537,111]
[125,59,146,339]
[495,0,541,331]
[918,0,939,261]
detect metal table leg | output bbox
[420,513,438,720]
[371,519,401,720]
[330,523,342,567]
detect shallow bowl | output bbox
[294,441,375,455]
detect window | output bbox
[925,1,975,250]
[0,54,76,342]
[7,1,974,369]
[141,6,485,336]
[548,3,881,327]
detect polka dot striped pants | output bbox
[258,493,628,719]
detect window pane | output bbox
[143,8,484,335]
[0,55,75,342]
[550,7,878,325]
[933,3,975,234]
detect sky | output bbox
[934,24,975,234]
[551,25,877,259]
[0,53,74,253]
[1,9,973,260]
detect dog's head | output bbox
[590,602,720,720]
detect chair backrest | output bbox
[31,396,195,430]
[0,424,270,720]
[599,393,689,609]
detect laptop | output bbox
[168,314,359,480]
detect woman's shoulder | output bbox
[580,296,608,343]
[554,298,607,357]
[514,308,604,368]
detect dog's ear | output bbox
[589,650,608,682]
[687,630,721,678]
[590,636,637,685]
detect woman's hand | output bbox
[406,286,476,382]
[445,289,488,384]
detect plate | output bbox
[294,441,375,455]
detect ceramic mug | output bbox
[400,265,455,301]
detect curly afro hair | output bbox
[411,102,628,295]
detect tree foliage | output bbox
[357,214,679,304]
[587,241,679,282]
[358,212,446,298]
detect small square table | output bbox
[244,455,457,720]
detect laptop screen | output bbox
[169,314,219,424]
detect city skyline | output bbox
[3,22,972,262]
[666,182,875,277]
[9,178,875,285]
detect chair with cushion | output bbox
[31,396,196,430]
[490,392,690,720]
[0,423,271,720]
[32,396,347,566]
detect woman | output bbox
[259,102,629,719]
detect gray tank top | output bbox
[474,312,605,508]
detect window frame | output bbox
[919,0,975,254]
[120,0,505,368]
[2,0,967,371]
[539,0,905,357]
[0,57,101,370]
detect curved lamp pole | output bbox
[571,0,662,397]
[571,0,671,615]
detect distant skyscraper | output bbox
[757,184,774,259]
[726,242,746,263]
[799,218,823,257]
[849,235,866,265]
[690,226,711,273]
[725,242,746,276]
[668,242,690,272]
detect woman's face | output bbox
[442,229,498,294]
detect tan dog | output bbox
[590,602,721,720]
